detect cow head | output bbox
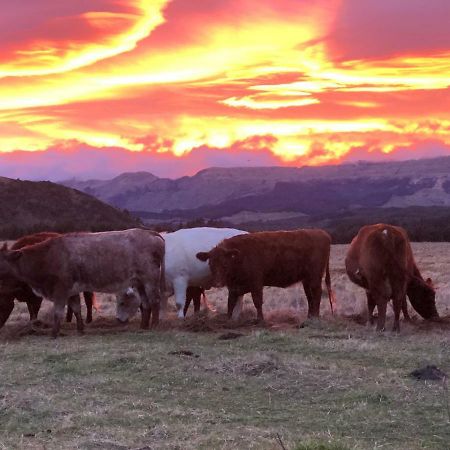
[116,288,141,324]
[196,247,241,287]
[407,276,439,320]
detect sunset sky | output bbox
[0,0,449,180]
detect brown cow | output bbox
[345,224,439,332]
[196,229,335,322]
[0,229,165,337]
[0,232,95,328]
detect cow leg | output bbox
[0,295,15,329]
[68,295,84,334]
[137,283,151,329]
[66,304,74,322]
[231,295,244,320]
[366,291,376,325]
[227,291,240,320]
[401,297,411,322]
[251,289,264,323]
[374,297,388,332]
[173,277,188,319]
[31,297,43,321]
[51,298,66,338]
[27,297,42,321]
[145,283,161,328]
[183,295,192,317]
[303,279,322,318]
[83,292,94,323]
[309,280,323,317]
[193,290,201,314]
[392,296,403,333]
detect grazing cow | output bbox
[196,229,335,322]
[345,224,439,332]
[0,232,95,328]
[116,227,247,322]
[0,229,164,337]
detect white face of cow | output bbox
[116,288,141,323]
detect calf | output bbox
[345,224,439,332]
[0,229,164,337]
[196,229,335,322]
[0,232,94,328]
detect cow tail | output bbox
[325,258,336,315]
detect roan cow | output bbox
[345,223,439,332]
[196,229,335,322]
[0,232,95,328]
[0,229,165,337]
[116,227,247,322]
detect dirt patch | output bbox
[218,332,245,340]
[409,365,448,381]
[168,350,200,358]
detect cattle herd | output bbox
[0,224,441,338]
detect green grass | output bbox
[0,319,449,449]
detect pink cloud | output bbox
[0,137,282,181]
[340,140,450,163]
[1,138,449,182]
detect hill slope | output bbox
[0,177,141,238]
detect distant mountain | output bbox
[0,177,141,239]
[60,157,450,218]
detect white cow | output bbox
[116,227,247,321]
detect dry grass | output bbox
[0,243,449,449]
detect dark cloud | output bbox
[329,0,450,61]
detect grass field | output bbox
[0,244,449,449]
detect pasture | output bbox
[0,244,449,449]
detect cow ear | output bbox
[196,252,210,262]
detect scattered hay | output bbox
[180,312,217,333]
[242,359,280,377]
[409,365,448,381]
[206,354,283,378]
[1,321,53,339]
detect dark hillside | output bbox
[0,177,141,239]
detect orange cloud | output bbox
[0,0,448,179]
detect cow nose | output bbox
[116,318,129,324]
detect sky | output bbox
[0,0,449,180]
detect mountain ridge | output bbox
[60,156,450,216]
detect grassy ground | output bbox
[0,243,449,449]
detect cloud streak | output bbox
[0,0,448,179]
